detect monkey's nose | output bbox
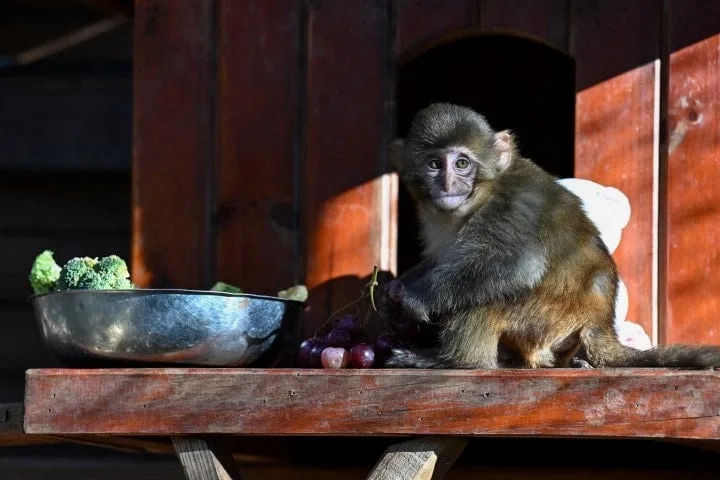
[443,172,453,191]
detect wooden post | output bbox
[172,436,244,480]
[366,436,467,480]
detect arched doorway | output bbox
[395,33,576,273]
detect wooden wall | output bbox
[0,1,132,372]
[134,0,720,347]
[5,1,720,478]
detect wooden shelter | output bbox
[131,0,720,347]
[9,0,720,478]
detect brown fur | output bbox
[379,102,720,370]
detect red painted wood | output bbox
[572,0,662,342]
[24,368,720,439]
[666,30,720,345]
[575,65,657,341]
[303,0,392,336]
[396,0,477,60]
[132,0,216,289]
[478,0,569,52]
[215,0,302,295]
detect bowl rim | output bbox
[27,288,306,305]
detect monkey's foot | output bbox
[569,357,594,369]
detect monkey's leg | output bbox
[386,312,504,369]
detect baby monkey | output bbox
[376,102,720,370]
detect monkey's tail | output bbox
[581,327,720,369]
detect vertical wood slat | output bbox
[395,0,477,60]
[478,0,569,53]
[215,0,302,295]
[665,1,720,345]
[303,0,392,336]
[132,0,216,289]
[571,0,661,342]
[570,0,662,92]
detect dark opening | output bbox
[395,34,576,274]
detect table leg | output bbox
[365,436,467,480]
[171,436,244,480]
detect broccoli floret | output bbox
[56,255,134,291]
[96,255,133,289]
[56,257,98,290]
[28,250,62,294]
[210,281,242,293]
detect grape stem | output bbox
[366,265,379,312]
[313,265,381,338]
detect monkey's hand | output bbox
[375,278,433,324]
[373,279,404,315]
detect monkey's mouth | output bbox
[432,193,468,210]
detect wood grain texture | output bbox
[24,368,720,439]
[303,0,391,336]
[367,436,467,480]
[572,0,662,342]
[172,436,242,480]
[132,0,216,289]
[574,64,657,341]
[395,0,477,60]
[665,29,720,345]
[214,0,302,296]
[478,0,569,53]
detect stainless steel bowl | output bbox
[29,289,304,367]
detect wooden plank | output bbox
[24,368,720,439]
[574,65,658,342]
[303,0,392,336]
[366,436,467,480]
[1,234,130,301]
[0,75,131,171]
[572,0,661,342]
[395,0,477,60]
[0,173,130,233]
[214,0,301,295]
[665,6,720,344]
[570,0,661,92]
[132,0,216,289]
[478,0,569,53]
[172,436,243,480]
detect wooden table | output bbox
[20,367,720,479]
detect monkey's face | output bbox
[416,146,478,211]
[391,103,515,213]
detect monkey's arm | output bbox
[399,229,546,321]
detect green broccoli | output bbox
[210,281,242,293]
[96,255,134,289]
[28,250,62,294]
[54,255,134,291]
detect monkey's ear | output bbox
[388,138,406,170]
[494,130,515,172]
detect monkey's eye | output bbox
[427,158,442,170]
[455,157,470,169]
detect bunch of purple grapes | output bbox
[296,313,413,369]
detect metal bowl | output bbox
[29,289,304,367]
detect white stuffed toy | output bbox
[556,178,652,351]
